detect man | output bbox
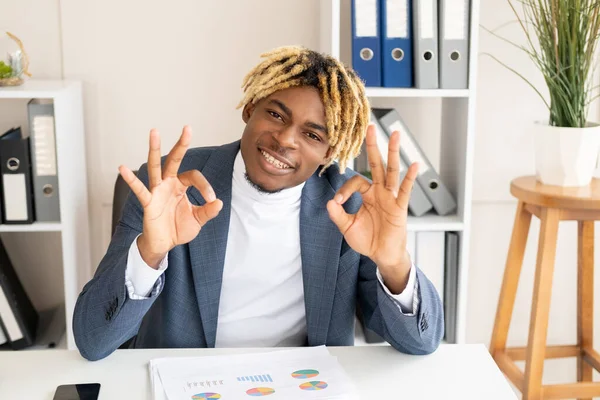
[73,46,443,361]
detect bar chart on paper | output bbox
[237,374,273,383]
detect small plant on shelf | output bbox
[0,31,31,87]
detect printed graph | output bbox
[299,381,328,391]
[291,369,319,379]
[191,393,221,399]
[237,374,273,383]
[246,387,276,397]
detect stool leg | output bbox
[577,221,594,400]
[524,208,560,400]
[490,201,532,357]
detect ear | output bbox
[323,147,334,164]
[242,102,256,123]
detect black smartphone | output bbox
[53,383,101,400]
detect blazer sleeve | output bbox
[357,254,444,355]
[72,164,163,361]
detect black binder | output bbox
[0,237,39,349]
[0,152,3,224]
[0,127,35,224]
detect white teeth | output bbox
[261,150,290,169]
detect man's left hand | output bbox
[327,123,418,295]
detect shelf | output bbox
[0,222,62,232]
[365,87,470,98]
[406,214,464,231]
[0,305,66,351]
[0,80,78,99]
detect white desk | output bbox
[0,344,516,399]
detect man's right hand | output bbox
[118,126,223,269]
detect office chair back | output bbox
[111,171,137,236]
[111,171,138,349]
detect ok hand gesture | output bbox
[327,125,417,294]
[119,126,223,268]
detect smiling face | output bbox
[240,86,331,193]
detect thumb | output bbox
[327,199,353,234]
[193,199,223,226]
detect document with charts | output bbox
[149,346,359,399]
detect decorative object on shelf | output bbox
[0,31,31,87]
[482,1,600,187]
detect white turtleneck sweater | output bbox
[124,150,417,347]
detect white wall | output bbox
[2,0,600,389]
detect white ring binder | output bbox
[450,51,461,61]
[414,0,440,88]
[439,0,470,89]
[42,184,54,197]
[27,99,61,222]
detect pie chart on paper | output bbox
[291,369,319,379]
[246,387,276,396]
[191,393,221,399]
[299,381,328,391]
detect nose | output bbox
[273,126,298,149]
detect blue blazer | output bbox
[73,140,443,361]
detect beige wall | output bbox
[3,0,600,388]
[57,0,320,265]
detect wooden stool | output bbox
[490,176,600,400]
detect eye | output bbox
[268,110,283,121]
[306,132,322,142]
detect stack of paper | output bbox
[149,346,359,400]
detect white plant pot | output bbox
[534,121,600,187]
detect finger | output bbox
[163,125,192,178]
[333,175,371,205]
[119,165,151,208]
[147,129,162,189]
[365,124,385,185]
[193,199,223,227]
[396,162,419,211]
[327,198,354,235]
[177,169,217,203]
[386,130,401,194]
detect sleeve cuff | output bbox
[376,263,419,316]
[125,234,168,300]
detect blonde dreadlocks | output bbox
[237,46,371,174]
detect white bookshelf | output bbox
[0,222,63,233]
[365,87,470,98]
[320,0,480,344]
[0,80,92,351]
[406,214,464,232]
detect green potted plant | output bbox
[483,1,600,187]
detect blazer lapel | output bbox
[300,172,343,346]
[187,140,239,348]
